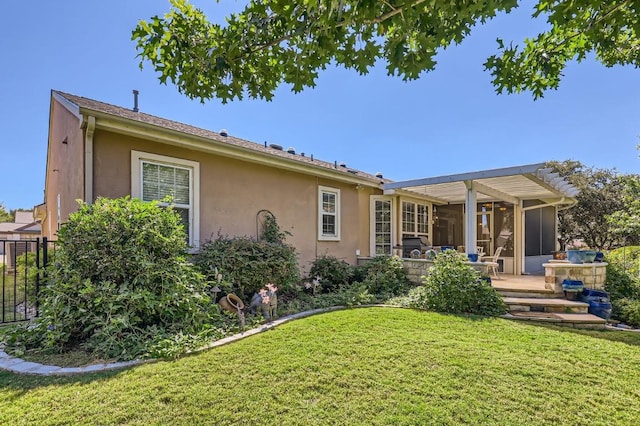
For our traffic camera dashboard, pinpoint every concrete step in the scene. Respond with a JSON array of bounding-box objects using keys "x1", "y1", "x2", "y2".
[
  {"x1": 502, "y1": 311, "x2": 607, "y2": 330},
  {"x1": 495, "y1": 287, "x2": 562, "y2": 299},
  {"x1": 502, "y1": 297, "x2": 589, "y2": 314}
]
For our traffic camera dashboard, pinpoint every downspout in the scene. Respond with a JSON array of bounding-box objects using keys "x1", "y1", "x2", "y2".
[{"x1": 84, "y1": 116, "x2": 96, "y2": 203}]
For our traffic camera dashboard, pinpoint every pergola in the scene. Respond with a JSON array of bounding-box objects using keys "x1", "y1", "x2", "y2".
[{"x1": 382, "y1": 163, "x2": 578, "y2": 274}]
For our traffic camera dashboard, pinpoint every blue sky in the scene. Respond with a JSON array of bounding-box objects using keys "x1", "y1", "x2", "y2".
[{"x1": 1, "y1": 1, "x2": 638, "y2": 211}]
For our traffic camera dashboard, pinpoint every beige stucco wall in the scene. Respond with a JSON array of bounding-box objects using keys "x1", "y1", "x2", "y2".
[
  {"x1": 91, "y1": 130, "x2": 380, "y2": 273},
  {"x1": 42, "y1": 98, "x2": 85, "y2": 239}
]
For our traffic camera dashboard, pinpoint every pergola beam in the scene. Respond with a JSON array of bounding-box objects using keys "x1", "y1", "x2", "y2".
[{"x1": 470, "y1": 180, "x2": 519, "y2": 205}]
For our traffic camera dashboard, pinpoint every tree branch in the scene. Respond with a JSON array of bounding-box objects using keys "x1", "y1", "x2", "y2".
[{"x1": 245, "y1": 0, "x2": 427, "y2": 54}]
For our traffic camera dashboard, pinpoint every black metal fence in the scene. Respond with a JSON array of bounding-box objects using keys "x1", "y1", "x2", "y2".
[{"x1": 1, "y1": 238, "x2": 55, "y2": 324}]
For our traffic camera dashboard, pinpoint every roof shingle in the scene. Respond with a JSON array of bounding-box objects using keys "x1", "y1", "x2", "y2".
[{"x1": 54, "y1": 91, "x2": 386, "y2": 184}]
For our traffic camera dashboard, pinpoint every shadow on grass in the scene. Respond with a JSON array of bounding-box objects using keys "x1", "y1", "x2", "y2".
[
  {"x1": 0, "y1": 363, "x2": 139, "y2": 397},
  {"x1": 527, "y1": 322, "x2": 640, "y2": 347}
]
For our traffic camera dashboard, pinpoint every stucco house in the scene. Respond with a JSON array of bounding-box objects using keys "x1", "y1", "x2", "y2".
[{"x1": 37, "y1": 90, "x2": 577, "y2": 275}]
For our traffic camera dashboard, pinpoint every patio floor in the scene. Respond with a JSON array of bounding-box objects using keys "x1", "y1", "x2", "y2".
[{"x1": 491, "y1": 274, "x2": 548, "y2": 292}]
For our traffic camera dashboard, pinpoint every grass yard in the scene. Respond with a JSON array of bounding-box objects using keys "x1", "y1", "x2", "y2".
[{"x1": 2, "y1": 307, "x2": 640, "y2": 425}]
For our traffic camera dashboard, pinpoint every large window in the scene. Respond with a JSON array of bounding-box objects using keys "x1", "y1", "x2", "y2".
[
  {"x1": 318, "y1": 186, "x2": 340, "y2": 240},
  {"x1": 401, "y1": 200, "x2": 429, "y2": 240},
  {"x1": 131, "y1": 151, "x2": 200, "y2": 247}
]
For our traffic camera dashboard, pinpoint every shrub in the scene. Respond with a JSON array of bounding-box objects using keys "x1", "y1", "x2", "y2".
[
  {"x1": 278, "y1": 283, "x2": 375, "y2": 315},
  {"x1": 194, "y1": 235, "x2": 299, "y2": 301},
  {"x1": 261, "y1": 212, "x2": 290, "y2": 244},
  {"x1": 605, "y1": 247, "x2": 640, "y2": 301},
  {"x1": 354, "y1": 255, "x2": 410, "y2": 296},
  {"x1": 605, "y1": 247, "x2": 640, "y2": 323},
  {"x1": 308, "y1": 255, "x2": 354, "y2": 293},
  {"x1": 614, "y1": 298, "x2": 640, "y2": 328},
  {"x1": 414, "y1": 250, "x2": 507, "y2": 316},
  {"x1": 3, "y1": 197, "x2": 220, "y2": 360}
]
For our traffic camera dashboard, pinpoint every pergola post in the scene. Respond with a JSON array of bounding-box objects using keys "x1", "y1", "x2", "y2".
[
  {"x1": 514, "y1": 201, "x2": 524, "y2": 275},
  {"x1": 464, "y1": 180, "x2": 477, "y2": 254}
]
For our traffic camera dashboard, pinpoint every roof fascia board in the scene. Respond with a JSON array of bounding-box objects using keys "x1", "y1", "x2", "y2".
[
  {"x1": 384, "y1": 163, "x2": 546, "y2": 190},
  {"x1": 92, "y1": 113, "x2": 379, "y2": 188},
  {"x1": 52, "y1": 91, "x2": 81, "y2": 120}
]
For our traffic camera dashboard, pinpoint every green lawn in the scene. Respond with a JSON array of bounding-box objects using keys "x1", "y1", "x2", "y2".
[{"x1": 2, "y1": 308, "x2": 640, "y2": 425}]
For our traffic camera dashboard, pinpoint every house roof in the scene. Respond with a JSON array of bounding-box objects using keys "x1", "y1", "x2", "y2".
[
  {"x1": 53, "y1": 91, "x2": 387, "y2": 186},
  {"x1": 50, "y1": 91, "x2": 578, "y2": 206},
  {"x1": 0, "y1": 211, "x2": 40, "y2": 234},
  {"x1": 14, "y1": 211, "x2": 34, "y2": 224},
  {"x1": 383, "y1": 163, "x2": 578, "y2": 205},
  {"x1": 0, "y1": 222, "x2": 41, "y2": 234}
]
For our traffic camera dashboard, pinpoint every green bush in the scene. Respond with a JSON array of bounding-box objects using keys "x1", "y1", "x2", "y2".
[
  {"x1": 605, "y1": 247, "x2": 640, "y2": 300},
  {"x1": 308, "y1": 255, "x2": 354, "y2": 293},
  {"x1": 614, "y1": 298, "x2": 640, "y2": 328},
  {"x1": 194, "y1": 235, "x2": 299, "y2": 301},
  {"x1": 354, "y1": 255, "x2": 410, "y2": 296},
  {"x1": 412, "y1": 250, "x2": 507, "y2": 316},
  {"x1": 3, "y1": 197, "x2": 220, "y2": 360},
  {"x1": 278, "y1": 284, "x2": 375, "y2": 315},
  {"x1": 605, "y1": 247, "x2": 640, "y2": 324}
]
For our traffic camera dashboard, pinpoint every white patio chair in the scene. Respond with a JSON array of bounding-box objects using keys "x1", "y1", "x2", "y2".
[{"x1": 487, "y1": 246, "x2": 503, "y2": 279}]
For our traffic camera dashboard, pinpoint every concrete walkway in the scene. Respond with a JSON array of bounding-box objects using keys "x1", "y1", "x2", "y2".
[{"x1": 0, "y1": 306, "x2": 348, "y2": 376}]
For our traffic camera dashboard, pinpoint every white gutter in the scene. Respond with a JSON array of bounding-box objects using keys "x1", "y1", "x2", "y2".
[{"x1": 521, "y1": 197, "x2": 574, "y2": 212}]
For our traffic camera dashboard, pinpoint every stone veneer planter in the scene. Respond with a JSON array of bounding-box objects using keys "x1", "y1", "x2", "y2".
[
  {"x1": 543, "y1": 262, "x2": 607, "y2": 293},
  {"x1": 401, "y1": 259, "x2": 495, "y2": 285}
]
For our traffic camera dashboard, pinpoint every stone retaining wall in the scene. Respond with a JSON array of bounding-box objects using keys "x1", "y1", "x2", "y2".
[
  {"x1": 543, "y1": 262, "x2": 607, "y2": 293},
  {"x1": 402, "y1": 259, "x2": 493, "y2": 285},
  {"x1": 402, "y1": 259, "x2": 434, "y2": 284}
]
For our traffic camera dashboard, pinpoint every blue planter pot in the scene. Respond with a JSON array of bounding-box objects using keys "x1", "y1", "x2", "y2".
[
  {"x1": 562, "y1": 279, "x2": 584, "y2": 292},
  {"x1": 567, "y1": 250, "x2": 584, "y2": 264},
  {"x1": 582, "y1": 250, "x2": 597, "y2": 263},
  {"x1": 579, "y1": 288, "x2": 612, "y2": 319},
  {"x1": 467, "y1": 253, "x2": 479, "y2": 262}
]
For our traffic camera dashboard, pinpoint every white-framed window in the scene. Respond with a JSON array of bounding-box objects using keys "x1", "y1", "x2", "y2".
[
  {"x1": 131, "y1": 151, "x2": 200, "y2": 248},
  {"x1": 401, "y1": 200, "x2": 430, "y2": 240},
  {"x1": 318, "y1": 186, "x2": 340, "y2": 241},
  {"x1": 371, "y1": 196, "x2": 394, "y2": 256}
]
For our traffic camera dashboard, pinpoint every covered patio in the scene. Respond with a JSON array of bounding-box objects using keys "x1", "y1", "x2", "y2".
[{"x1": 382, "y1": 163, "x2": 578, "y2": 276}]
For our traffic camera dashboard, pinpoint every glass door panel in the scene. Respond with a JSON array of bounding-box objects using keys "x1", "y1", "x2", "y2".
[
  {"x1": 373, "y1": 199, "x2": 392, "y2": 255},
  {"x1": 476, "y1": 203, "x2": 492, "y2": 256}
]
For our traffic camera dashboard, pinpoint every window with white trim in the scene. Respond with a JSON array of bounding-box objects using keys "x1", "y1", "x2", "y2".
[
  {"x1": 371, "y1": 197, "x2": 393, "y2": 255},
  {"x1": 401, "y1": 200, "x2": 430, "y2": 240},
  {"x1": 131, "y1": 151, "x2": 200, "y2": 247},
  {"x1": 318, "y1": 186, "x2": 340, "y2": 240}
]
